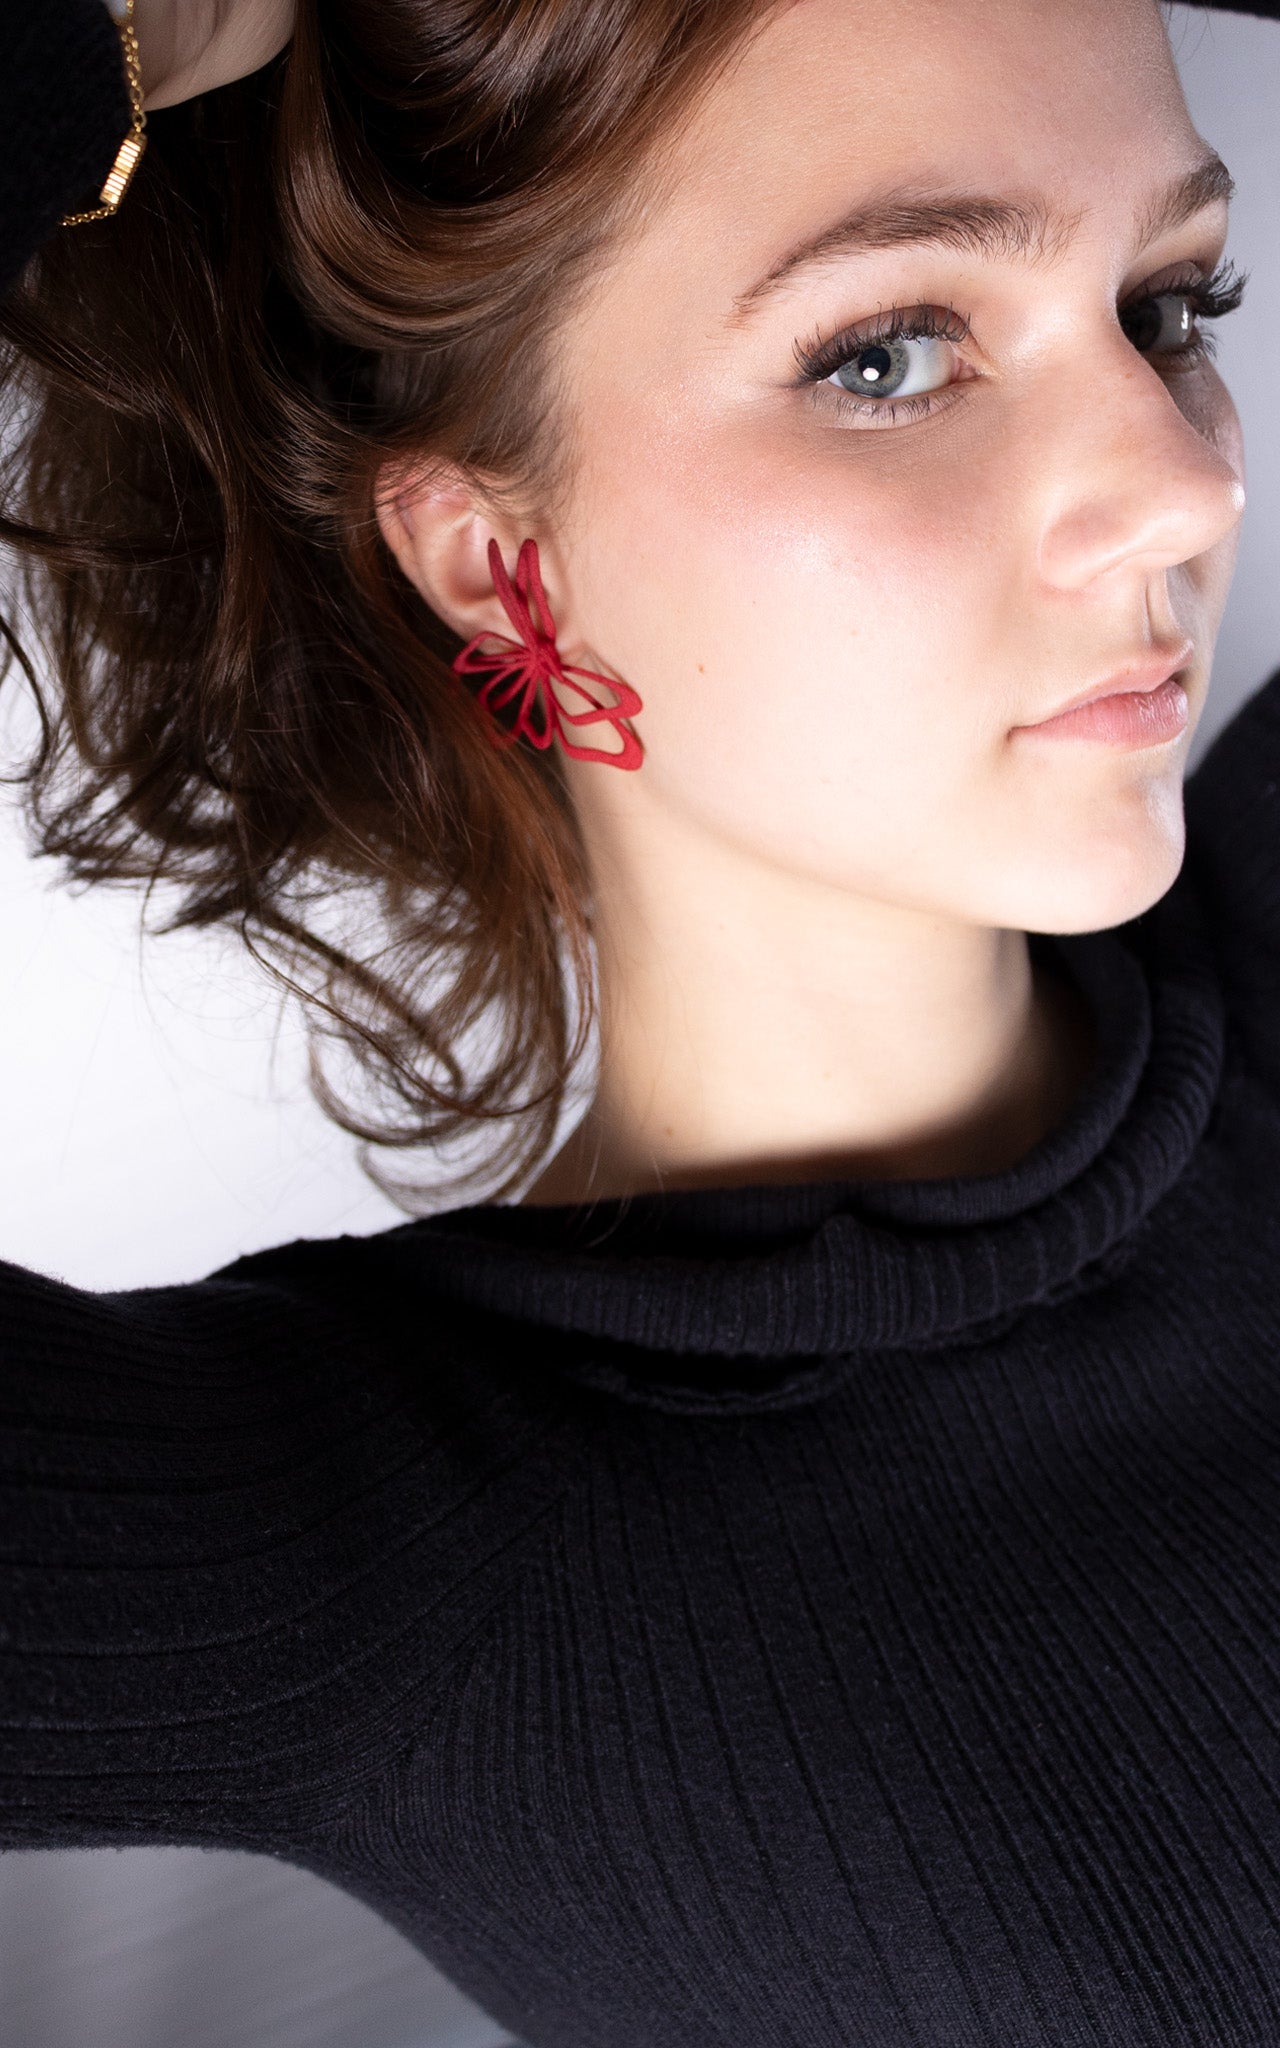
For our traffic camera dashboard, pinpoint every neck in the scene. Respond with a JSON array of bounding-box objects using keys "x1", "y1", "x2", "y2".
[{"x1": 520, "y1": 802, "x2": 1097, "y2": 1207}]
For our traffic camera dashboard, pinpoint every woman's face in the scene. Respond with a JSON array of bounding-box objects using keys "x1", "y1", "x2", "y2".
[{"x1": 549, "y1": 0, "x2": 1246, "y2": 936}]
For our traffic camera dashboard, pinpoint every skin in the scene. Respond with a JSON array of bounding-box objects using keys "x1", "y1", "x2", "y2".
[
  {"x1": 379, "y1": 0, "x2": 1247, "y2": 1205},
  {"x1": 130, "y1": 0, "x2": 293, "y2": 107}
]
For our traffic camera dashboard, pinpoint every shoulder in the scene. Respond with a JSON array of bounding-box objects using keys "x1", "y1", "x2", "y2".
[
  {"x1": 1182, "y1": 665, "x2": 1280, "y2": 1087},
  {"x1": 0, "y1": 1224, "x2": 583, "y2": 1628},
  {"x1": 0, "y1": 1221, "x2": 571, "y2": 1471}
]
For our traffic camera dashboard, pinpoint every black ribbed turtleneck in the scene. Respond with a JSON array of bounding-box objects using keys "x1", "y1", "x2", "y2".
[
  {"x1": 5, "y1": 670, "x2": 1280, "y2": 2048},
  {"x1": 396, "y1": 888, "x2": 1224, "y2": 1384}
]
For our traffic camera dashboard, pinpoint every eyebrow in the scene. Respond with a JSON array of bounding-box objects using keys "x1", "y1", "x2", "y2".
[{"x1": 726, "y1": 149, "x2": 1234, "y2": 328}]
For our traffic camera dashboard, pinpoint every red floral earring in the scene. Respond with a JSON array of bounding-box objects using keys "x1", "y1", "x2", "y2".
[{"x1": 451, "y1": 538, "x2": 644, "y2": 770}]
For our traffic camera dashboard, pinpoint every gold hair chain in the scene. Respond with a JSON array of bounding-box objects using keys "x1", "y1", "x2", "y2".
[{"x1": 61, "y1": 0, "x2": 147, "y2": 226}]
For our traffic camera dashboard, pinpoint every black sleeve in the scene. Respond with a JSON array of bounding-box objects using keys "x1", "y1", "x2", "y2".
[
  {"x1": 0, "y1": 1238, "x2": 577, "y2": 1857},
  {"x1": 2, "y1": 0, "x2": 133, "y2": 301}
]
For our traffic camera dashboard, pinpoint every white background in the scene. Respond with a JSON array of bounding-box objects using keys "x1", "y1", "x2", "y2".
[{"x1": 0, "y1": 8, "x2": 1277, "y2": 2047}]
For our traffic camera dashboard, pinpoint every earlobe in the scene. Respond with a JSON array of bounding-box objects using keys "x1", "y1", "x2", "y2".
[
  {"x1": 453, "y1": 537, "x2": 645, "y2": 771},
  {"x1": 377, "y1": 469, "x2": 643, "y2": 768}
]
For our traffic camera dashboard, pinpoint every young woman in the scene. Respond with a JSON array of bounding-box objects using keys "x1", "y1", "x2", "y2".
[{"x1": 3, "y1": 0, "x2": 1280, "y2": 2041}]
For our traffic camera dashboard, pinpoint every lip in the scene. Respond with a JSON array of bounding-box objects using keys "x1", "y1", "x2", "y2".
[
  {"x1": 1017, "y1": 673, "x2": 1191, "y2": 749},
  {"x1": 1020, "y1": 643, "x2": 1195, "y2": 730}
]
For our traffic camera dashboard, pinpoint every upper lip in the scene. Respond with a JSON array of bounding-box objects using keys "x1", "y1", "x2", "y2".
[{"x1": 1027, "y1": 642, "x2": 1195, "y2": 726}]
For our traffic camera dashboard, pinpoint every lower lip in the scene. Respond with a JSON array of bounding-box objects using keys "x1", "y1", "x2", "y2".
[{"x1": 1017, "y1": 673, "x2": 1190, "y2": 747}]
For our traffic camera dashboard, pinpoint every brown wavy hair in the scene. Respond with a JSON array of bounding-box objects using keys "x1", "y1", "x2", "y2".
[{"x1": 0, "y1": 0, "x2": 769, "y2": 1205}]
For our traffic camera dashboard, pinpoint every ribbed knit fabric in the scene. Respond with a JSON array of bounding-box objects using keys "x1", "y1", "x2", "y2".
[{"x1": 0, "y1": 666, "x2": 1279, "y2": 2048}]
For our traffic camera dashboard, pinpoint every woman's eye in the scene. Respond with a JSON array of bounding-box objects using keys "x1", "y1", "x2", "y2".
[
  {"x1": 819, "y1": 294, "x2": 1196, "y2": 411},
  {"x1": 803, "y1": 264, "x2": 1248, "y2": 428},
  {"x1": 824, "y1": 333, "x2": 955, "y2": 405},
  {"x1": 1118, "y1": 291, "x2": 1196, "y2": 355}
]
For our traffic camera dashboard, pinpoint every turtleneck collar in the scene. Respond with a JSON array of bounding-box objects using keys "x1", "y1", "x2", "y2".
[{"x1": 394, "y1": 871, "x2": 1225, "y2": 1401}]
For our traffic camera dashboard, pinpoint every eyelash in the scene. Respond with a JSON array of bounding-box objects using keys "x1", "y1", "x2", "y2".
[{"x1": 792, "y1": 257, "x2": 1250, "y2": 426}]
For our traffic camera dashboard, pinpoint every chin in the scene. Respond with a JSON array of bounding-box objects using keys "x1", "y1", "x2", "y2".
[{"x1": 1013, "y1": 815, "x2": 1189, "y2": 936}]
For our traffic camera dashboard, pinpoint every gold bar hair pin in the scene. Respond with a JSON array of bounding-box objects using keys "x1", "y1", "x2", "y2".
[{"x1": 61, "y1": 0, "x2": 147, "y2": 227}]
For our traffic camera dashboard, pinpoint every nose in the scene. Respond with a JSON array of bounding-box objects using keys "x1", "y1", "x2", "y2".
[{"x1": 1032, "y1": 328, "x2": 1245, "y2": 592}]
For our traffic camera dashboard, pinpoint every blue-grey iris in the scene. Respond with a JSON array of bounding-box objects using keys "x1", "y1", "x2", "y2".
[{"x1": 833, "y1": 341, "x2": 908, "y2": 399}]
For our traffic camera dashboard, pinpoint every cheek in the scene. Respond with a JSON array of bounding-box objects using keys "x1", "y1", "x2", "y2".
[{"x1": 574, "y1": 420, "x2": 1008, "y2": 869}]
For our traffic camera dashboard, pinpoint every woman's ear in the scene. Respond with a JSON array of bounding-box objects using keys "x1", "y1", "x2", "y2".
[
  {"x1": 374, "y1": 463, "x2": 518, "y2": 645},
  {"x1": 377, "y1": 463, "x2": 639, "y2": 771},
  {"x1": 375, "y1": 461, "x2": 594, "y2": 659}
]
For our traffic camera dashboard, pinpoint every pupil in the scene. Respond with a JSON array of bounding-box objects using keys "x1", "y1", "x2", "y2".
[
  {"x1": 1124, "y1": 301, "x2": 1163, "y2": 353},
  {"x1": 836, "y1": 340, "x2": 906, "y2": 399}
]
